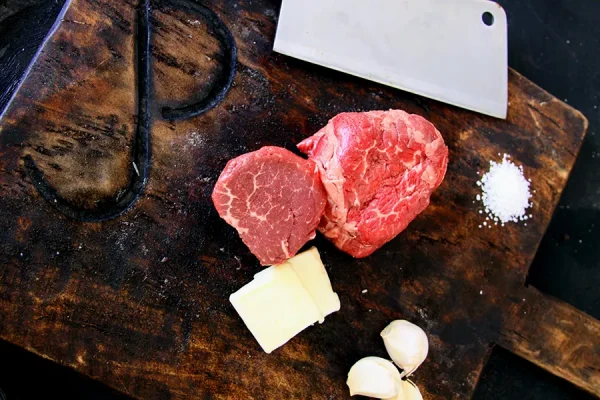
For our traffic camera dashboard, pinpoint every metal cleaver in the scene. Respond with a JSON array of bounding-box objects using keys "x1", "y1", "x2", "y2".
[{"x1": 274, "y1": 0, "x2": 508, "y2": 119}]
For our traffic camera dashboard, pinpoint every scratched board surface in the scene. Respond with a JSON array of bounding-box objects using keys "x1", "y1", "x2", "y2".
[{"x1": 0, "y1": 0, "x2": 598, "y2": 399}]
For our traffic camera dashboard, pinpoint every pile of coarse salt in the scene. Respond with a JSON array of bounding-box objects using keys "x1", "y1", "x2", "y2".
[{"x1": 476, "y1": 154, "x2": 533, "y2": 228}]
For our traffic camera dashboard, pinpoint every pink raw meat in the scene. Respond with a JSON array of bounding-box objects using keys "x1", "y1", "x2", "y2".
[
  {"x1": 298, "y1": 110, "x2": 448, "y2": 258},
  {"x1": 212, "y1": 146, "x2": 327, "y2": 265}
]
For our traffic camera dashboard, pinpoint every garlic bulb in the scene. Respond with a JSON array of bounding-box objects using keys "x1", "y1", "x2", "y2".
[
  {"x1": 381, "y1": 320, "x2": 429, "y2": 377},
  {"x1": 346, "y1": 357, "x2": 401, "y2": 398}
]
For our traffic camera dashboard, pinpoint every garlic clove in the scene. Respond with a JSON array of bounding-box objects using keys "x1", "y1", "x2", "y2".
[
  {"x1": 384, "y1": 379, "x2": 423, "y2": 400},
  {"x1": 381, "y1": 320, "x2": 429, "y2": 377},
  {"x1": 347, "y1": 357, "x2": 402, "y2": 398},
  {"x1": 383, "y1": 382, "x2": 404, "y2": 400},
  {"x1": 402, "y1": 379, "x2": 423, "y2": 400}
]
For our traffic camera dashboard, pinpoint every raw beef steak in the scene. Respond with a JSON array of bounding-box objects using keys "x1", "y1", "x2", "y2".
[
  {"x1": 212, "y1": 146, "x2": 327, "y2": 265},
  {"x1": 298, "y1": 110, "x2": 448, "y2": 258}
]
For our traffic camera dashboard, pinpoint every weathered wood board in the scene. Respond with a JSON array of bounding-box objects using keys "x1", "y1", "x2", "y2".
[{"x1": 0, "y1": 0, "x2": 597, "y2": 399}]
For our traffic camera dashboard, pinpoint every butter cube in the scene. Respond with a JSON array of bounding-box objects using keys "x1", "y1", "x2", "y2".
[
  {"x1": 230, "y1": 247, "x2": 340, "y2": 353},
  {"x1": 285, "y1": 247, "x2": 340, "y2": 323}
]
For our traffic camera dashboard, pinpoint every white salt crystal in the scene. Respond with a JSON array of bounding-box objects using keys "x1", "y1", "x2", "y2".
[{"x1": 476, "y1": 154, "x2": 532, "y2": 224}]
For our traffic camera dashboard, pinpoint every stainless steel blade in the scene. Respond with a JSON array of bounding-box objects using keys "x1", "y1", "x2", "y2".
[{"x1": 274, "y1": 0, "x2": 508, "y2": 118}]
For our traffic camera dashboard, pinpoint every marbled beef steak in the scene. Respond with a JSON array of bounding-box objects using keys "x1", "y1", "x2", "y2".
[
  {"x1": 212, "y1": 146, "x2": 327, "y2": 265},
  {"x1": 298, "y1": 110, "x2": 449, "y2": 257}
]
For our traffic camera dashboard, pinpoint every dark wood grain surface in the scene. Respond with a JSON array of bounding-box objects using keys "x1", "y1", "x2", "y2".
[
  {"x1": 0, "y1": 0, "x2": 71, "y2": 120},
  {"x1": 0, "y1": 0, "x2": 597, "y2": 399}
]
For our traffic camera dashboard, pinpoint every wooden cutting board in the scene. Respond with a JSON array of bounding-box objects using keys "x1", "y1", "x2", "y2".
[{"x1": 0, "y1": 0, "x2": 597, "y2": 399}]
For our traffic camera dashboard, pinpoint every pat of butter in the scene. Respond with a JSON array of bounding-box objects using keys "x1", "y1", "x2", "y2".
[
  {"x1": 230, "y1": 247, "x2": 340, "y2": 353},
  {"x1": 285, "y1": 247, "x2": 341, "y2": 323}
]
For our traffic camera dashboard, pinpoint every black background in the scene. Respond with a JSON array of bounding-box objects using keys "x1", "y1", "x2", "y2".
[{"x1": 0, "y1": 0, "x2": 598, "y2": 398}]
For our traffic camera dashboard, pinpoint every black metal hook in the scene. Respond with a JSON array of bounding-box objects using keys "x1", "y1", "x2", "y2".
[
  {"x1": 23, "y1": 0, "x2": 237, "y2": 222},
  {"x1": 161, "y1": 1, "x2": 237, "y2": 121},
  {"x1": 23, "y1": 0, "x2": 151, "y2": 222}
]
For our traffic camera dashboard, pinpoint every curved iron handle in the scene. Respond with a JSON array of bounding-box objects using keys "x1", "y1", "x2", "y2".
[
  {"x1": 24, "y1": 0, "x2": 237, "y2": 222},
  {"x1": 161, "y1": 2, "x2": 237, "y2": 121}
]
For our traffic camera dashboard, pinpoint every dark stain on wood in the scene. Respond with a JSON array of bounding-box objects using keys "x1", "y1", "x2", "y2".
[{"x1": 0, "y1": 0, "x2": 598, "y2": 399}]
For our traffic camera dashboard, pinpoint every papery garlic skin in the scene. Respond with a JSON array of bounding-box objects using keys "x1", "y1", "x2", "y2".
[
  {"x1": 347, "y1": 357, "x2": 402, "y2": 398},
  {"x1": 381, "y1": 320, "x2": 429, "y2": 377}
]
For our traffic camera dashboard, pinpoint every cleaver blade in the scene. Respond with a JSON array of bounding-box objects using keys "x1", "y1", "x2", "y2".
[{"x1": 274, "y1": 0, "x2": 508, "y2": 119}]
